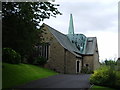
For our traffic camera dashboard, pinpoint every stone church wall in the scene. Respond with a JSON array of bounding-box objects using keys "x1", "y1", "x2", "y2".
[
  {"x1": 66, "y1": 50, "x2": 82, "y2": 74},
  {"x1": 93, "y1": 51, "x2": 100, "y2": 70},
  {"x1": 83, "y1": 55, "x2": 94, "y2": 71},
  {"x1": 42, "y1": 26, "x2": 65, "y2": 73}
]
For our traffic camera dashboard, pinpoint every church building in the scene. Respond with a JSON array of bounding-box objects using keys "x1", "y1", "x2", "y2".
[{"x1": 40, "y1": 14, "x2": 100, "y2": 74}]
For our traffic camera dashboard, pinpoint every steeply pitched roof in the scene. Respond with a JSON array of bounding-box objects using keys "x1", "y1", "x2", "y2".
[{"x1": 43, "y1": 23, "x2": 81, "y2": 57}]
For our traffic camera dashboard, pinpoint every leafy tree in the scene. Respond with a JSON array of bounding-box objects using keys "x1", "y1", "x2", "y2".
[
  {"x1": 104, "y1": 60, "x2": 117, "y2": 66},
  {"x1": 2, "y1": 2, "x2": 61, "y2": 61}
]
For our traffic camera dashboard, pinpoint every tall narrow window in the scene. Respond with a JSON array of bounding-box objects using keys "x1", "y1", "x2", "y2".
[
  {"x1": 77, "y1": 61, "x2": 80, "y2": 73},
  {"x1": 36, "y1": 43, "x2": 49, "y2": 60}
]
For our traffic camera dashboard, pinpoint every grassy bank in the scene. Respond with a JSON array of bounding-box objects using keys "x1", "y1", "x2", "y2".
[
  {"x1": 2, "y1": 63, "x2": 58, "y2": 88},
  {"x1": 92, "y1": 85, "x2": 116, "y2": 90}
]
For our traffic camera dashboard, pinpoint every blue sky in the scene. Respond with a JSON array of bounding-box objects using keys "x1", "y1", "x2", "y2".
[{"x1": 42, "y1": 0, "x2": 119, "y2": 62}]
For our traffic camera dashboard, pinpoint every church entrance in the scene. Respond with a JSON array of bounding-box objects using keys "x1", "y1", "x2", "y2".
[{"x1": 76, "y1": 60, "x2": 81, "y2": 73}]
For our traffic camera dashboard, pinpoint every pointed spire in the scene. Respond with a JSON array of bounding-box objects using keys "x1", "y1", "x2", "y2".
[{"x1": 68, "y1": 14, "x2": 74, "y2": 34}]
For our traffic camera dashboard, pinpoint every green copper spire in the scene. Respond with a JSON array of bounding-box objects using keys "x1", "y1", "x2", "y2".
[
  {"x1": 67, "y1": 14, "x2": 87, "y2": 54},
  {"x1": 68, "y1": 14, "x2": 74, "y2": 34}
]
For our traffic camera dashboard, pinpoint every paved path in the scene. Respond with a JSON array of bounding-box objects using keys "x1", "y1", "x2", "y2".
[{"x1": 15, "y1": 74, "x2": 91, "y2": 89}]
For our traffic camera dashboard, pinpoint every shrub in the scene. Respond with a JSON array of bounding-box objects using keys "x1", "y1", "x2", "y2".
[
  {"x1": 115, "y1": 71, "x2": 120, "y2": 88},
  {"x1": 3, "y1": 48, "x2": 21, "y2": 64},
  {"x1": 90, "y1": 66, "x2": 116, "y2": 87},
  {"x1": 33, "y1": 56, "x2": 47, "y2": 65}
]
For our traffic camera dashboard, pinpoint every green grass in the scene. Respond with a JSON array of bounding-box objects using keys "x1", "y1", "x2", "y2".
[
  {"x1": 2, "y1": 63, "x2": 58, "y2": 88},
  {"x1": 92, "y1": 85, "x2": 116, "y2": 90}
]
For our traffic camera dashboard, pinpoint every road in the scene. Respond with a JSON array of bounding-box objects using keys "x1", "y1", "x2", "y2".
[{"x1": 14, "y1": 74, "x2": 91, "y2": 89}]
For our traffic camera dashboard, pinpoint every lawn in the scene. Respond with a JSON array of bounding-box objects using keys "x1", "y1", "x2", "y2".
[
  {"x1": 92, "y1": 85, "x2": 116, "y2": 90},
  {"x1": 2, "y1": 63, "x2": 58, "y2": 88}
]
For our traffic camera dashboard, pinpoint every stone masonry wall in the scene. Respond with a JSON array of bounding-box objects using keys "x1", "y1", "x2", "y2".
[
  {"x1": 83, "y1": 55, "x2": 94, "y2": 71},
  {"x1": 65, "y1": 50, "x2": 82, "y2": 74},
  {"x1": 93, "y1": 48, "x2": 100, "y2": 70},
  {"x1": 42, "y1": 25, "x2": 65, "y2": 73}
]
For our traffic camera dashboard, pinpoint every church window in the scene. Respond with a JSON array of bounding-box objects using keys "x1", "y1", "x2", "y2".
[{"x1": 36, "y1": 43, "x2": 49, "y2": 60}]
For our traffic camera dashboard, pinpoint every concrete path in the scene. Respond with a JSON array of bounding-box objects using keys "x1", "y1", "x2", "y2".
[{"x1": 15, "y1": 74, "x2": 91, "y2": 89}]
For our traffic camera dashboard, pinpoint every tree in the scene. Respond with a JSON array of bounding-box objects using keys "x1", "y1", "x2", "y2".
[
  {"x1": 2, "y1": 2, "x2": 61, "y2": 61},
  {"x1": 104, "y1": 59, "x2": 117, "y2": 66}
]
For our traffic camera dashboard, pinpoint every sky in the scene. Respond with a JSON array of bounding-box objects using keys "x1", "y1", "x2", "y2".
[{"x1": 42, "y1": 0, "x2": 119, "y2": 62}]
